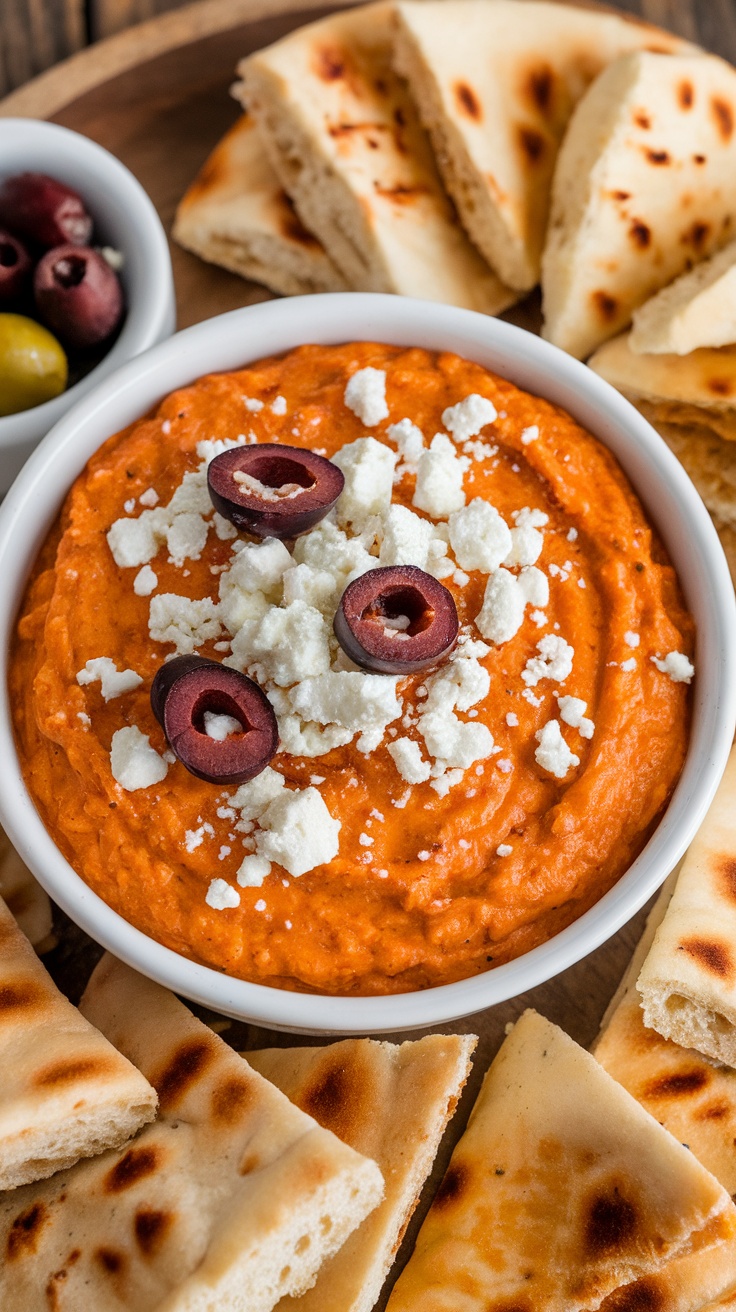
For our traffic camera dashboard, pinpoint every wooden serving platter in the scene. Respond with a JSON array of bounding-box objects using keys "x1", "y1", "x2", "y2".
[{"x1": 0, "y1": 2, "x2": 705, "y2": 1302}]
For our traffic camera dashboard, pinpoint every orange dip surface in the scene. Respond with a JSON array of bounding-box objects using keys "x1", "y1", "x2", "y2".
[{"x1": 10, "y1": 343, "x2": 693, "y2": 995}]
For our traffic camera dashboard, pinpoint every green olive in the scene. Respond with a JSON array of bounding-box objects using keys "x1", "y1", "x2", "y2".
[{"x1": 0, "y1": 313, "x2": 68, "y2": 417}]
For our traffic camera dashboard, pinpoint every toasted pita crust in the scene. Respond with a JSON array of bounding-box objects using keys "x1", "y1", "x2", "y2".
[
  {"x1": 236, "y1": 3, "x2": 515, "y2": 313},
  {"x1": 393, "y1": 0, "x2": 691, "y2": 292},
  {"x1": 247, "y1": 1034, "x2": 475, "y2": 1312},
  {"x1": 173, "y1": 114, "x2": 348, "y2": 296},
  {"x1": 543, "y1": 50, "x2": 736, "y2": 360},
  {"x1": 589, "y1": 332, "x2": 736, "y2": 432},
  {"x1": 0, "y1": 954, "x2": 384, "y2": 1311},
  {"x1": 630, "y1": 238, "x2": 736, "y2": 355},
  {"x1": 640, "y1": 417, "x2": 736, "y2": 534},
  {"x1": 0, "y1": 827, "x2": 51, "y2": 949},
  {"x1": 636, "y1": 746, "x2": 736, "y2": 1068},
  {"x1": 0, "y1": 899, "x2": 156, "y2": 1192},
  {"x1": 386, "y1": 1009, "x2": 736, "y2": 1312}
]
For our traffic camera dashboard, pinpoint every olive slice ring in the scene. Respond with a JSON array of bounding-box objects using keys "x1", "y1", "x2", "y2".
[
  {"x1": 334, "y1": 566, "x2": 459, "y2": 675},
  {"x1": 207, "y1": 443, "x2": 344, "y2": 539},
  {"x1": 151, "y1": 655, "x2": 278, "y2": 786}
]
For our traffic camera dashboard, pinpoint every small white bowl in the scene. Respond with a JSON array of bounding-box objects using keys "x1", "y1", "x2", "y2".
[
  {"x1": 0, "y1": 119, "x2": 175, "y2": 492},
  {"x1": 0, "y1": 294, "x2": 733, "y2": 1034}
]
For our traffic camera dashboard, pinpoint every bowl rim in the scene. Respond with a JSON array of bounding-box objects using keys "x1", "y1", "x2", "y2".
[
  {"x1": 0, "y1": 291, "x2": 733, "y2": 1035},
  {"x1": 0, "y1": 117, "x2": 174, "y2": 447}
]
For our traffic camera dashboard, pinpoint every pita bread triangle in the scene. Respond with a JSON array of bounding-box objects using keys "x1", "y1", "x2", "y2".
[
  {"x1": 0, "y1": 954, "x2": 383, "y2": 1312},
  {"x1": 173, "y1": 113, "x2": 348, "y2": 297},
  {"x1": 385, "y1": 1009, "x2": 736, "y2": 1312},
  {"x1": 635, "y1": 745, "x2": 736, "y2": 1069},
  {"x1": 246, "y1": 1033, "x2": 476, "y2": 1312},
  {"x1": 0, "y1": 896, "x2": 157, "y2": 1192},
  {"x1": 0, "y1": 825, "x2": 51, "y2": 949},
  {"x1": 630, "y1": 237, "x2": 736, "y2": 355},
  {"x1": 543, "y1": 50, "x2": 736, "y2": 359},
  {"x1": 589, "y1": 333, "x2": 736, "y2": 440},
  {"x1": 235, "y1": 2, "x2": 516, "y2": 314},
  {"x1": 393, "y1": 0, "x2": 692, "y2": 292}
]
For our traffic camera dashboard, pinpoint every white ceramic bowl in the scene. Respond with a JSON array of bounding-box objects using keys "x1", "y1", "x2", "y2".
[
  {"x1": 0, "y1": 293, "x2": 733, "y2": 1034},
  {"x1": 0, "y1": 118, "x2": 175, "y2": 492}
]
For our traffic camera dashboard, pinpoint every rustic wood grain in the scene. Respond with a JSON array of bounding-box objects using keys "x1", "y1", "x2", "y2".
[{"x1": 0, "y1": 0, "x2": 85, "y2": 98}]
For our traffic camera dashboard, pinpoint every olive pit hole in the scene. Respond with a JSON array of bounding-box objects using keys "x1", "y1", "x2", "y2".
[
  {"x1": 191, "y1": 690, "x2": 248, "y2": 737},
  {"x1": 0, "y1": 242, "x2": 18, "y2": 268},
  {"x1": 363, "y1": 584, "x2": 435, "y2": 637},
  {"x1": 236, "y1": 454, "x2": 316, "y2": 492},
  {"x1": 52, "y1": 254, "x2": 87, "y2": 289}
]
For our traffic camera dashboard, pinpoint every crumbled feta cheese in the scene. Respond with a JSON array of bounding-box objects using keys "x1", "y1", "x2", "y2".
[
  {"x1": 534, "y1": 720, "x2": 580, "y2": 779},
  {"x1": 430, "y1": 767, "x2": 464, "y2": 796},
  {"x1": 417, "y1": 850, "x2": 431, "y2": 862},
  {"x1": 333, "y1": 436, "x2": 396, "y2": 525},
  {"x1": 504, "y1": 507, "x2": 548, "y2": 568},
  {"x1": 624, "y1": 631, "x2": 640, "y2": 648},
  {"x1": 496, "y1": 844, "x2": 513, "y2": 857},
  {"x1": 133, "y1": 565, "x2": 158, "y2": 597},
  {"x1": 254, "y1": 899, "x2": 267, "y2": 912},
  {"x1": 620, "y1": 657, "x2": 637, "y2": 672},
  {"x1": 271, "y1": 395, "x2": 287, "y2": 415},
  {"x1": 149, "y1": 594, "x2": 221, "y2": 655},
  {"x1": 567, "y1": 527, "x2": 578, "y2": 542},
  {"x1": 76, "y1": 657, "x2": 143, "y2": 702},
  {"x1": 413, "y1": 433, "x2": 467, "y2": 519},
  {"x1": 557, "y1": 695, "x2": 594, "y2": 739},
  {"x1": 520, "y1": 425, "x2": 539, "y2": 445},
  {"x1": 124, "y1": 497, "x2": 136, "y2": 514},
  {"x1": 244, "y1": 396, "x2": 264, "y2": 412},
  {"x1": 344, "y1": 367, "x2": 389, "y2": 426},
  {"x1": 204, "y1": 711, "x2": 242, "y2": 740},
  {"x1": 230, "y1": 767, "x2": 285, "y2": 820},
  {"x1": 293, "y1": 518, "x2": 374, "y2": 592},
  {"x1": 236, "y1": 854, "x2": 271, "y2": 887},
  {"x1": 166, "y1": 512, "x2": 209, "y2": 567},
  {"x1": 651, "y1": 651, "x2": 694, "y2": 683},
  {"x1": 448, "y1": 498, "x2": 512, "y2": 572},
  {"x1": 388, "y1": 737, "x2": 431, "y2": 784},
  {"x1": 522, "y1": 688, "x2": 543, "y2": 707},
  {"x1": 496, "y1": 759, "x2": 513, "y2": 773},
  {"x1": 522, "y1": 635, "x2": 574, "y2": 687},
  {"x1": 388, "y1": 418, "x2": 424, "y2": 473},
  {"x1": 139, "y1": 487, "x2": 159, "y2": 508},
  {"x1": 379, "y1": 503, "x2": 436, "y2": 569},
  {"x1": 281, "y1": 562, "x2": 336, "y2": 614},
  {"x1": 228, "y1": 600, "x2": 330, "y2": 686},
  {"x1": 288, "y1": 671, "x2": 402, "y2": 734},
  {"x1": 167, "y1": 470, "x2": 212, "y2": 517},
  {"x1": 420, "y1": 704, "x2": 494, "y2": 771},
  {"x1": 107, "y1": 514, "x2": 160, "y2": 568},
  {"x1": 254, "y1": 787, "x2": 341, "y2": 877},
  {"x1": 276, "y1": 716, "x2": 354, "y2": 757},
  {"x1": 530, "y1": 609, "x2": 547, "y2": 628},
  {"x1": 506, "y1": 712, "x2": 518, "y2": 727},
  {"x1": 196, "y1": 434, "x2": 248, "y2": 467},
  {"x1": 356, "y1": 726, "x2": 386, "y2": 753},
  {"x1": 206, "y1": 878, "x2": 240, "y2": 910},
  {"x1": 213, "y1": 513, "x2": 238, "y2": 541},
  {"x1": 476, "y1": 566, "x2": 548, "y2": 645},
  {"x1": 442, "y1": 393, "x2": 497, "y2": 441},
  {"x1": 77, "y1": 711, "x2": 91, "y2": 727},
  {"x1": 185, "y1": 824, "x2": 212, "y2": 852},
  {"x1": 221, "y1": 536, "x2": 292, "y2": 597},
  {"x1": 359, "y1": 832, "x2": 373, "y2": 847},
  {"x1": 110, "y1": 726, "x2": 168, "y2": 791}
]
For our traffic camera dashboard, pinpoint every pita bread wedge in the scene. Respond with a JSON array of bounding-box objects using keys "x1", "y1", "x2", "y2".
[
  {"x1": 635, "y1": 745, "x2": 736, "y2": 1068},
  {"x1": 0, "y1": 954, "x2": 384, "y2": 1311},
  {"x1": 0, "y1": 826, "x2": 51, "y2": 949},
  {"x1": 543, "y1": 51, "x2": 736, "y2": 360},
  {"x1": 173, "y1": 114, "x2": 348, "y2": 296},
  {"x1": 631, "y1": 238, "x2": 736, "y2": 355},
  {"x1": 589, "y1": 333, "x2": 736, "y2": 440},
  {"x1": 385, "y1": 1009, "x2": 736, "y2": 1312},
  {"x1": 246, "y1": 1034, "x2": 476, "y2": 1312},
  {"x1": 236, "y1": 3, "x2": 516, "y2": 314},
  {"x1": 0, "y1": 898, "x2": 156, "y2": 1192},
  {"x1": 393, "y1": 0, "x2": 691, "y2": 292}
]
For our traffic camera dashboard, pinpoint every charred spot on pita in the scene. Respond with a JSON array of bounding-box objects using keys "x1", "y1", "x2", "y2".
[
  {"x1": 678, "y1": 81, "x2": 695, "y2": 110},
  {"x1": 434, "y1": 1160, "x2": 470, "y2": 1208},
  {"x1": 644, "y1": 148, "x2": 670, "y2": 165},
  {"x1": 454, "y1": 81, "x2": 482, "y2": 122},
  {"x1": 682, "y1": 220, "x2": 710, "y2": 252},
  {"x1": 313, "y1": 46, "x2": 346, "y2": 82},
  {"x1": 642, "y1": 1068, "x2": 709, "y2": 1099},
  {"x1": 712, "y1": 97, "x2": 735, "y2": 141},
  {"x1": 211, "y1": 1075, "x2": 253, "y2": 1123},
  {"x1": 584, "y1": 1185, "x2": 637, "y2": 1253},
  {"x1": 707, "y1": 376, "x2": 733, "y2": 396},
  {"x1": 679, "y1": 937, "x2": 733, "y2": 978},
  {"x1": 96, "y1": 1247, "x2": 125, "y2": 1274},
  {"x1": 278, "y1": 196, "x2": 321, "y2": 250},
  {"x1": 7, "y1": 1202, "x2": 48, "y2": 1260},
  {"x1": 602, "y1": 1275, "x2": 665, "y2": 1311},
  {"x1": 526, "y1": 64, "x2": 554, "y2": 114},
  {"x1": 693, "y1": 153, "x2": 707, "y2": 165},
  {"x1": 135, "y1": 1209, "x2": 173, "y2": 1256},
  {"x1": 698, "y1": 1099, "x2": 730, "y2": 1120},
  {"x1": 629, "y1": 220, "x2": 651, "y2": 249},
  {"x1": 592, "y1": 290, "x2": 618, "y2": 322},
  {"x1": 156, "y1": 1038, "x2": 215, "y2": 1108},
  {"x1": 35, "y1": 1055, "x2": 113, "y2": 1087},
  {"x1": 301, "y1": 1057, "x2": 363, "y2": 1138},
  {"x1": 718, "y1": 855, "x2": 736, "y2": 901},
  {"x1": 517, "y1": 126, "x2": 545, "y2": 164},
  {"x1": 0, "y1": 981, "x2": 43, "y2": 1015},
  {"x1": 104, "y1": 1144, "x2": 160, "y2": 1193},
  {"x1": 633, "y1": 110, "x2": 651, "y2": 130}
]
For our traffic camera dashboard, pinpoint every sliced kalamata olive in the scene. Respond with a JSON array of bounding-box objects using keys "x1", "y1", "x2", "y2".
[
  {"x1": 0, "y1": 173, "x2": 93, "y2": 250},
  {"x1": 334, "y1": 566, "x2": 459, "y2": 675},
  {"x1": 0, "y1": 230, "x2": 32, "y2": 305},
  {"x1": 151, "y1": 655, "x2": 278, "y2": 786},
  {"x1": 34, "y1": 245, "x2": 124, "y2": 350},
  {"x1": 207, "y1": 443, "x2": 344, "y2": 539}
]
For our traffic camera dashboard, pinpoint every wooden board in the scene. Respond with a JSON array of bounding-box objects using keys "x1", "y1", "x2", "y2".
[{"x1": 0, "y1": 2, "x2": 702, "y2": 1304}]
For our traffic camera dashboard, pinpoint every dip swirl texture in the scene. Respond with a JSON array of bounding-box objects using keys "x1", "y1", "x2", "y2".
[{"x1": 10, "y1": 344, "x2": 693, "y2": 995}]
